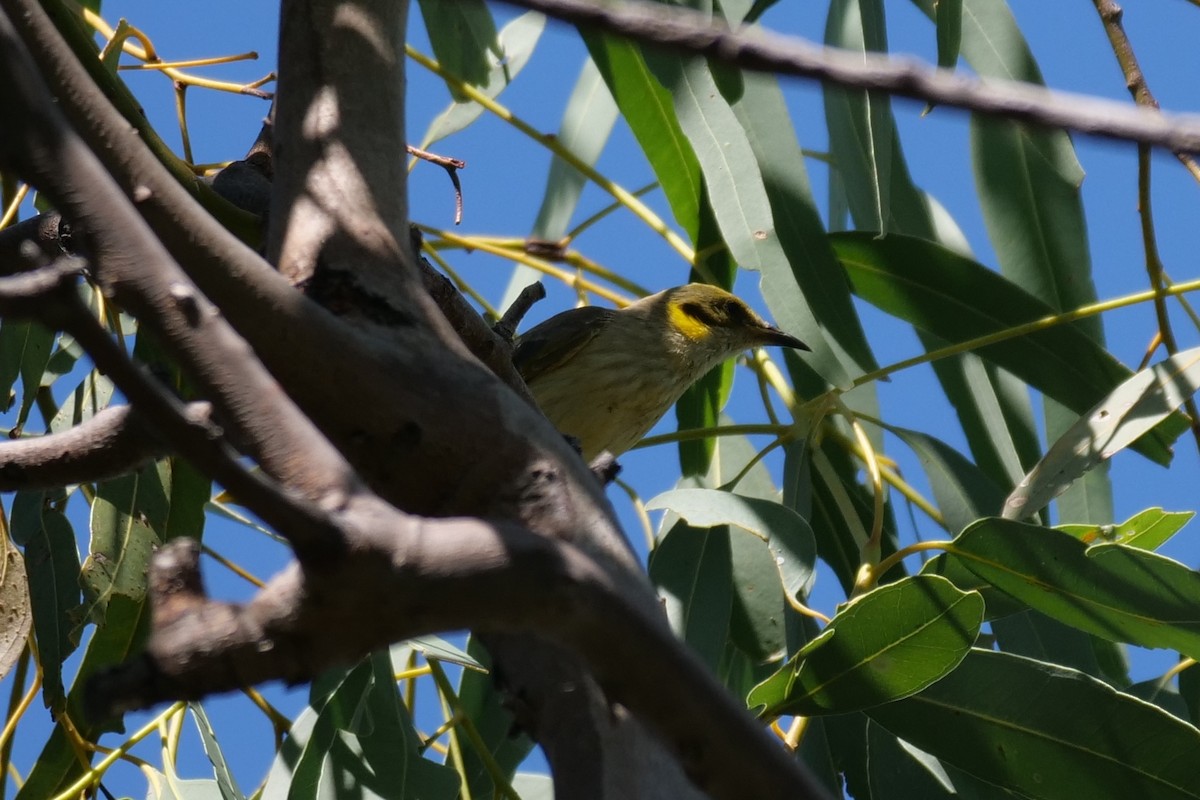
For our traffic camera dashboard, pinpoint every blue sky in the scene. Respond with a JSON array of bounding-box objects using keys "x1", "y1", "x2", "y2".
[{"x1": 5, "y1": 0, "x2": 1200, "y2": 795}]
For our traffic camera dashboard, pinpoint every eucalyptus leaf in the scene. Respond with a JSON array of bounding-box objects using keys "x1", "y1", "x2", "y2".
[
  {"x1": 952, "y1": 518, "x2": 1200, "y2": 659},
  {"x1": 868, "y1": 649, "x2": 1200, "y2": 800},
  {"x1": 1004, "y1": 347, "x2": 1200, "y2": 519},
  {"x1": 748, "y1": 575, "x2": 982, "y2": 717}
]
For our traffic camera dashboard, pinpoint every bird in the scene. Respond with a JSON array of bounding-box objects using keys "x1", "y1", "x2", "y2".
[{"x1": 513, "y1": 283, "x2": 809, "y2": 462}]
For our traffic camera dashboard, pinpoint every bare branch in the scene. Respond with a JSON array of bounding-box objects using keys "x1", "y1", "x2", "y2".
[
  {"x1": 89, "y1": 528, "x2": 831, "y2": 800},
  {"x1": 500, "y1": 0, "x2": 1200, "y2": 153},
  {"x1": 0, "y1": 402, "x2": 212, "y2": 490},
  {"x1": 493, "y1": 281, "x2": 546, "y2": 344}
]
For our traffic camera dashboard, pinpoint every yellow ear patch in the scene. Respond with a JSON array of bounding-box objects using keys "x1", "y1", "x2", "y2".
[{"x1": 668, "y1": 301, "x2": 714, "y2": 342}]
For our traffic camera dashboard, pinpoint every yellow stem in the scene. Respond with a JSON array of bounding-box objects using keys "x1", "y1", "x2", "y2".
[
  {"x1": 0, "y1": 183, "x2": 30, "y2": 229},
  {"x1": 51, "y1": 702, "x2": 186, "y2": 800},
  {"x1": 853, "y1": 277, "x2": 1200, "y2": 389},
  {"x1": 421, "y1": 226, "x2": 629, "y2": 306}
]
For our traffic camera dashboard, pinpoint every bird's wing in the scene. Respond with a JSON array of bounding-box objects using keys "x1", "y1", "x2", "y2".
[{"x1": 513, "y1": 306, "x2": 617, "y2": 383}]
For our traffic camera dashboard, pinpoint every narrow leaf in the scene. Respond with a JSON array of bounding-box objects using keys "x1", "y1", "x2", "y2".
[
  {"x1": 833, "y1": 232, "x2": 1186, "y2": 465},
  {"x1": 649, "y1": 520, "x2": 733, "y2": 671},
  {"x1": 1004, "y1": 347, "x2": 1200, "y2": 519},
  {"x1": 1057, "y1": 508, "x2": 1193, "y2": 550},
  {"x1": 952, "y1": 518, "x2": 1200, "y2": 659},
  {"x1": 421, "y1": 11, "x2": 546, "y2": 148}
]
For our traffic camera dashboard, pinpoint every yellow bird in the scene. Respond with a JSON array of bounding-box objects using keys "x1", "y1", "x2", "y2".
[{"x1": 514, "y1": 284, "x2": 808, "y2": 461}]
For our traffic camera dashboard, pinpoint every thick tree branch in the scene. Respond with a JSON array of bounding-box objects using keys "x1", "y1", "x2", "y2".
[
  {"x1": 500, "y1": 0, "x2": 1200, "y2": 153},
  {"x1": 0, "y1": 7, "x2": 362, "y2": 554},
  {"x1": 0, "y1": 402, "x2": 211, "y2": 491},
  {"x1": 90, "y1": 528, "x2": 830, "y2": 800}
]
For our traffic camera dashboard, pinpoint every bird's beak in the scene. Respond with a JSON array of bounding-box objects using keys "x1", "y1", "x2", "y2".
[{"x1": 756, "y1": 324, "x2": 810, "y2": 351}]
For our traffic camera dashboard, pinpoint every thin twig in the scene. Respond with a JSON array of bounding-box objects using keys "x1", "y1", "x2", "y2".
[{"x1": 407, "y1": 144, "x2": 467, "y2": 224}]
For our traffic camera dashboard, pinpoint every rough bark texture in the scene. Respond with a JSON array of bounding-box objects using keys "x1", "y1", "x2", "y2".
[{"x1": 0, "y1": 0, "x2": 831, "y2": 797}]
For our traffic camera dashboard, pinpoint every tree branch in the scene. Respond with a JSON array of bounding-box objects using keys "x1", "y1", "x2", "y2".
[
  {"x1": 89, "y1": 528, "x2": 831, "y2": 800},
  {"x1": 499, "y1": 0, "x2": 1200, "y2": 153},
  {"x1": 0, "y1": 6, "x2": 361, "y2": 557},
  {"x1": 0, "y1": 402, "x2": 211, "y2": 491}
]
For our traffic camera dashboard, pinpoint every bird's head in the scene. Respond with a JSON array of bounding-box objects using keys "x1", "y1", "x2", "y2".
[{"x1": 642, "y1": 284, "x2": 809, "y2": 364}]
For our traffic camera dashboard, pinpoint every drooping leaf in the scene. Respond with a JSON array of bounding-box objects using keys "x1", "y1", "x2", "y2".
[
  {"x1": 1004, "y1": 348, "x2": 1200, "y2": 519},
  {"x1": 934, "y1": 0, "x2": 963, "y2": 70},
  {"x1": 0, "y1": 320, "x2": 53, "y2": 431},
  {"x1": 10, "y1": 489, "x2": 80, "y2": 710},
  {"x1": 649, "y1": 519, "x2": 733, "y2": 671},
  {"x1": 749, "y1": 575, "x2": 982, "y2": 717},
  {"x1": 868, "y1": 649, "x2": 1200, "y2": 800},
  {"x1": 724, "y1": 70, "x2": 877, "y2": 381},
  {"x1": 416, "y1": 0, "x2": 500, "y2": 99},
  {"x1": 647, "y1": 487, "x2": 817, "y2": 602},
  {"x1": 825, "y1": 0, "x2": 893, "y2": 237},
  {"x1": 642, "y1": 51, "x2": 850, "y2": 388},
  {"x1": 421, "y1": 11, "x2": 546, "y2": 149},
  {"x1": 189, "y1": 703, "x2": 245, "y2": 800}
]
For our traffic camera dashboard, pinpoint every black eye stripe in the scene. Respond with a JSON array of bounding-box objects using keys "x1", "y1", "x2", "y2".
[{"x1": 681, "y1": 301, "x2": 719, "y2": 326}]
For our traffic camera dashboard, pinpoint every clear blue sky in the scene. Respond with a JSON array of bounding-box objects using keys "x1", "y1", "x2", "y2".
[{"x1": 5, "y1": 0, "x2": 1200, "y2": 796}]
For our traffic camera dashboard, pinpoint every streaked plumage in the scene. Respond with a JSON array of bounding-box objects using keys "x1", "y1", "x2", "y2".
[{"x1": 514, "y1": 284, "x2": 807, "y2": 461}]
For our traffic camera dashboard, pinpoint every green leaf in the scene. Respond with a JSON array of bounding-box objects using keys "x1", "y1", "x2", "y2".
[
  {"x1": 189, "y1": 703, "x2": 245, "y2": 800},
  {"x1": 935, "y1": 0, "x2": 963, "y2": 70},
  {"x1": 868, "y1": 649, "x2": 1200, "y2": 800},
  {"x1": 724, "y1": 70, "x2": 877, "y2": 380},
  {"x1": 456, "y1": 637, "x2": 533, "y2": 798},
  {"x1": 421, "y1": 11, "x2": 546, "y2": 149},
  {"x1": 0, "y1": 320, "x2": 54, "y2": 430},
  {"x1": 1057, "y1": 508, "x2": 1194, "y2": 550},
  {"x1": 825, "y1": 0, "x2": 893, "y2": 236},
  {"x1": 48, "y1": 368, "x2": 115, "y2": 433},
  {"x1": 649, "y1": 520, "x2": 733, "y2": 671},
  {"x1": 641, "y1": 52, "x2": 851, "y2": 388},
  {"x1": 1004, "y1": 347, "x2": 1200, "y2": 519},
  {"x1": 726, "y1": 520, "x2": 788, "y2": 663},
  {"x1": 16, "y1": 593, "x2": 151, "y2": 799},
  {"x1": 749, "y1": 575, "x2": 982, "y2": 717},
  {"x1": 952, "y1": 518, "x2": 1200, "y2": 659},
  {"x1": 409, "y1": 634, "x2": 484, "y2": 670},
  {"x1": 80, "y1": 467, "x2": 166, "y2": 626},
  {"x1": 647, "y1": 487, "x2": 816, "y2": 602},
  {"x1": 265, "y1": 654, "x2": 459, "y2": 799},
  {"x1": 416, "y1": 0, "x2": 500, "y2": 98},
  {"x1": 10, "y1": 490, "x2": 80, "y2": 710},
  {"x1": 582, "y1": 34, "x2": 701, "y2": 242},
  {"x1": 832, "y1": 232, "x2": 1186, "y2": 465}
]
